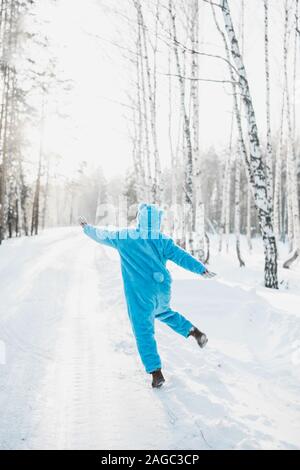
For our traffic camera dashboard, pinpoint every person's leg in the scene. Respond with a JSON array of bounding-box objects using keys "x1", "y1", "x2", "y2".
[
  {"x1": 124, "y1": 284, "x2": 162, "y2": 375},
  {"x1": 156, "y1": 309, "x2": 208, "y2": 348},
  {"x1": 155, "y1": 308, "x2": 193, "y2": 338},
  {"x1": 130, "y1": 309, "x2": 162, "y2": 374}
]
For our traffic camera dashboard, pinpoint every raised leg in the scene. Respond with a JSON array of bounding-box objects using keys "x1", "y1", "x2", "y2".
[{"x1": 155, "y1": 308, "x2": 193, "y2": 338}]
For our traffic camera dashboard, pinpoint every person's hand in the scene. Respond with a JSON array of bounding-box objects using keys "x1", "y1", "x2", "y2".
[
  {"x1": 78, "y1": 216, "x2": 88, "y2": 227},
  {"x1": 202, "y1": 269, "x2": 216, "y2": 279}
]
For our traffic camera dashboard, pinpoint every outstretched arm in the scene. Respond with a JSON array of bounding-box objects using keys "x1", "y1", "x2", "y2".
[
  {"x1": 79, "y1": 216, "x2": 118, "y2": 249},
  {"x1": 164, "y1": 237, "x2": 215, "y2": 277}
]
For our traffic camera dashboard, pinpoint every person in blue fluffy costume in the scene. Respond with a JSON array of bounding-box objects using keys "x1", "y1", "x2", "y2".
[{"x1": 79, "y1": 203, "x2": 215, "y2": 388}]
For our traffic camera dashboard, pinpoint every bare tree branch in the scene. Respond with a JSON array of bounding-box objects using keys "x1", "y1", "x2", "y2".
[{"x1": 161, "y1": 72, "x2": 237, "y2": 84}]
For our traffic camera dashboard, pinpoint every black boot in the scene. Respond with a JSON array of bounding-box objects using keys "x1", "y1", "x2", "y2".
[
  {"x1": 151, "y1": 369, "x2": 165, "y2": 388},
  {"x1": 188, "y1": 326, "x2": 208, "y2": 349}
]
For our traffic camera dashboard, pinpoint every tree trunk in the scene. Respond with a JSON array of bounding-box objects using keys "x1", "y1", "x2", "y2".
[
  {"x1": 219, "y1": 144, "x2": 232, "y2": 253},
  {"x1": 264, "y1": 0, "x2": 274, "y2": 212},
  {"x1": 221, "y1": 0, "x2": 278, "y2": 288},
  {"x1": 138, "y1": 17, "x2": 152, "y2": 200},
  {"x1": 31, "y1": 97, "x2": 45, "y2": 236},
  {"x1": 246, "y1": 186, "x2": 252, "y2": 251},
  {"x1": 134, "y1": 0, "x2": 162, "y2": 204},
  {"x1": 283, "y1": 0, "x2": 300, "y2": 266},
  {"x1": 136, "y1": 19, "x2": 146, "y2": 200},
  {"x1": 190, "y1": 0, "x2": 205, "y2": 260},
  {"x1": 274, "y1": 90, "x2": 285, "y2": 242},
  {"x1": 235, "y1": 146, "x2": 245, "y2": 267},
  {"x1": 169, "y1": 0, "x2": 194, "y2": 250},
  {"x1": 42, "y1": 157, "x2": 50, "y2": 229}
]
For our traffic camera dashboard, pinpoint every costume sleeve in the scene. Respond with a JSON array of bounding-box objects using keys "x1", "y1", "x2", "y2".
[
  {"x1": 83, "y1": 224, "x2": 118, "y2": 249},
  {"x1": 164, "y1": 237, "x2": 206, "y2": 275}
]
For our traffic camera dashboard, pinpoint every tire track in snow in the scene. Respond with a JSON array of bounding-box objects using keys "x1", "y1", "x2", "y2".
[{"x1": 0, "y1": 229, "x2": 84, "y2": 449}]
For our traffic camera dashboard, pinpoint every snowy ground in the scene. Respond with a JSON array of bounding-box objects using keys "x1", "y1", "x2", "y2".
[{"x1": 0, "y1": 227, "x2": 299, "y2": 450}]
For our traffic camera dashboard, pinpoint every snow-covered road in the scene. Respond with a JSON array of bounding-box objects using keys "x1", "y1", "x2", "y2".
[{"x1": 0, "y1": 228, "x2": 299, "y2": 450}]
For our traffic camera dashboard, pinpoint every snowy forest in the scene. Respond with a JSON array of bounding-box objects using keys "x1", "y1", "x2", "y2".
[
  {"x1": 0, "y1": 0, "x2": 300, "y2": 451},
  {"x1": 0, "y1": 0, "x2": 300, "y2": 290}
]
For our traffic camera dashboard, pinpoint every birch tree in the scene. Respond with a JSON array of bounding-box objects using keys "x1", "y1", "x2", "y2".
[
  {"x1": 169, "y1": 0, "x2": 194, "y2": 251},
  {"x1": 211, "y1": 1, "x2": 247, "y2": 262},
  {"x1": 283, "y1": 0, "x2": 300, "y2": 267},
  {"x1": 133, "y1": 0, "x2": 162, "y2": 204},
  {"x1": 0, "y1": 0, "x2": 29, "y2": 243},
  {"x1": 273, "y1": 92, "x2": 285, "y2": 243},
  {"x1": 219, "y1": 0, "x2": 278, "y2": 288},
  {"x1": 138, "y1": 15, "x2": 152, "y2": 200},
  {"x1": 219, "y1": 128, "x2": 232, "y2": 254},
  {"x1": 264, "y1": 0, "x2": 274, "y2": 212},
  {"x1": 190, "y1": 0, "x2": 205, "y2": 260},
  {"x1": 234, "y1": 0, "x2": 245, "y2": 267},
  {"x1": 31, "y1": 95, "x2": 45, "y2": 236}
]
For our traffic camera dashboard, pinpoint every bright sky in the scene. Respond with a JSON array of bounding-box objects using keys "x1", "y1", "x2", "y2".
[
  {"x1": 26, "y1": 0, "x2": 297, "y2": 179},
  {"x1": 27, "y1": 0, "x2": 132, "y2": 179}
]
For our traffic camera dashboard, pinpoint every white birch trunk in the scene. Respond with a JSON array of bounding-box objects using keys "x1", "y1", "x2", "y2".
[
  {"x1": 190, "y1": 0, "x2": 205, "y2": 260},
  {"x1": 234, "y1": 0, "x2": 245, "y2": 266},
  {"x1": 136, "y1": 40, "x2": 146, "y2": 201},
  {"x1": 286, "y1": 149, "x2": 294, "y2": 251},
  {"x1": 234, "y1": 145, "x2": 245, "y2": 266},
  {"x1": 135, "y1": 0, "x2": 162, "y2": 204},
  {"x1": 137, "y1": 19, "x2": 152, "y2": 201},
  {"x1": 219, "y1": 146, "x2": 231, "y2": 253},
  {"x1": 168, "y1": 47, "x2": 179, "y2": 240},
  {"x1": 211, "y1": 3, "x2": 247, "y2": 259},
  {"x1": 273, "y1": 91, "x2": 285, "y2": 242},
  {"x1": 283, "y1": 0, "x2": 300, "y2": 267},
  {"x1": 293, "y1": 0, "x2": 299, "y2": 139},
  {"x1": 169, "y1": 0, "x2": 194, "y2": 250},
  {"x1": 264, "y1": 0, "x2": 274, "y2": 212},
  {"x1": 221, "y1": 0, "x2": 278, "y2": 288},
  {"x1": 246, "y1": 187, "x2": 252, "y2": 251}
]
